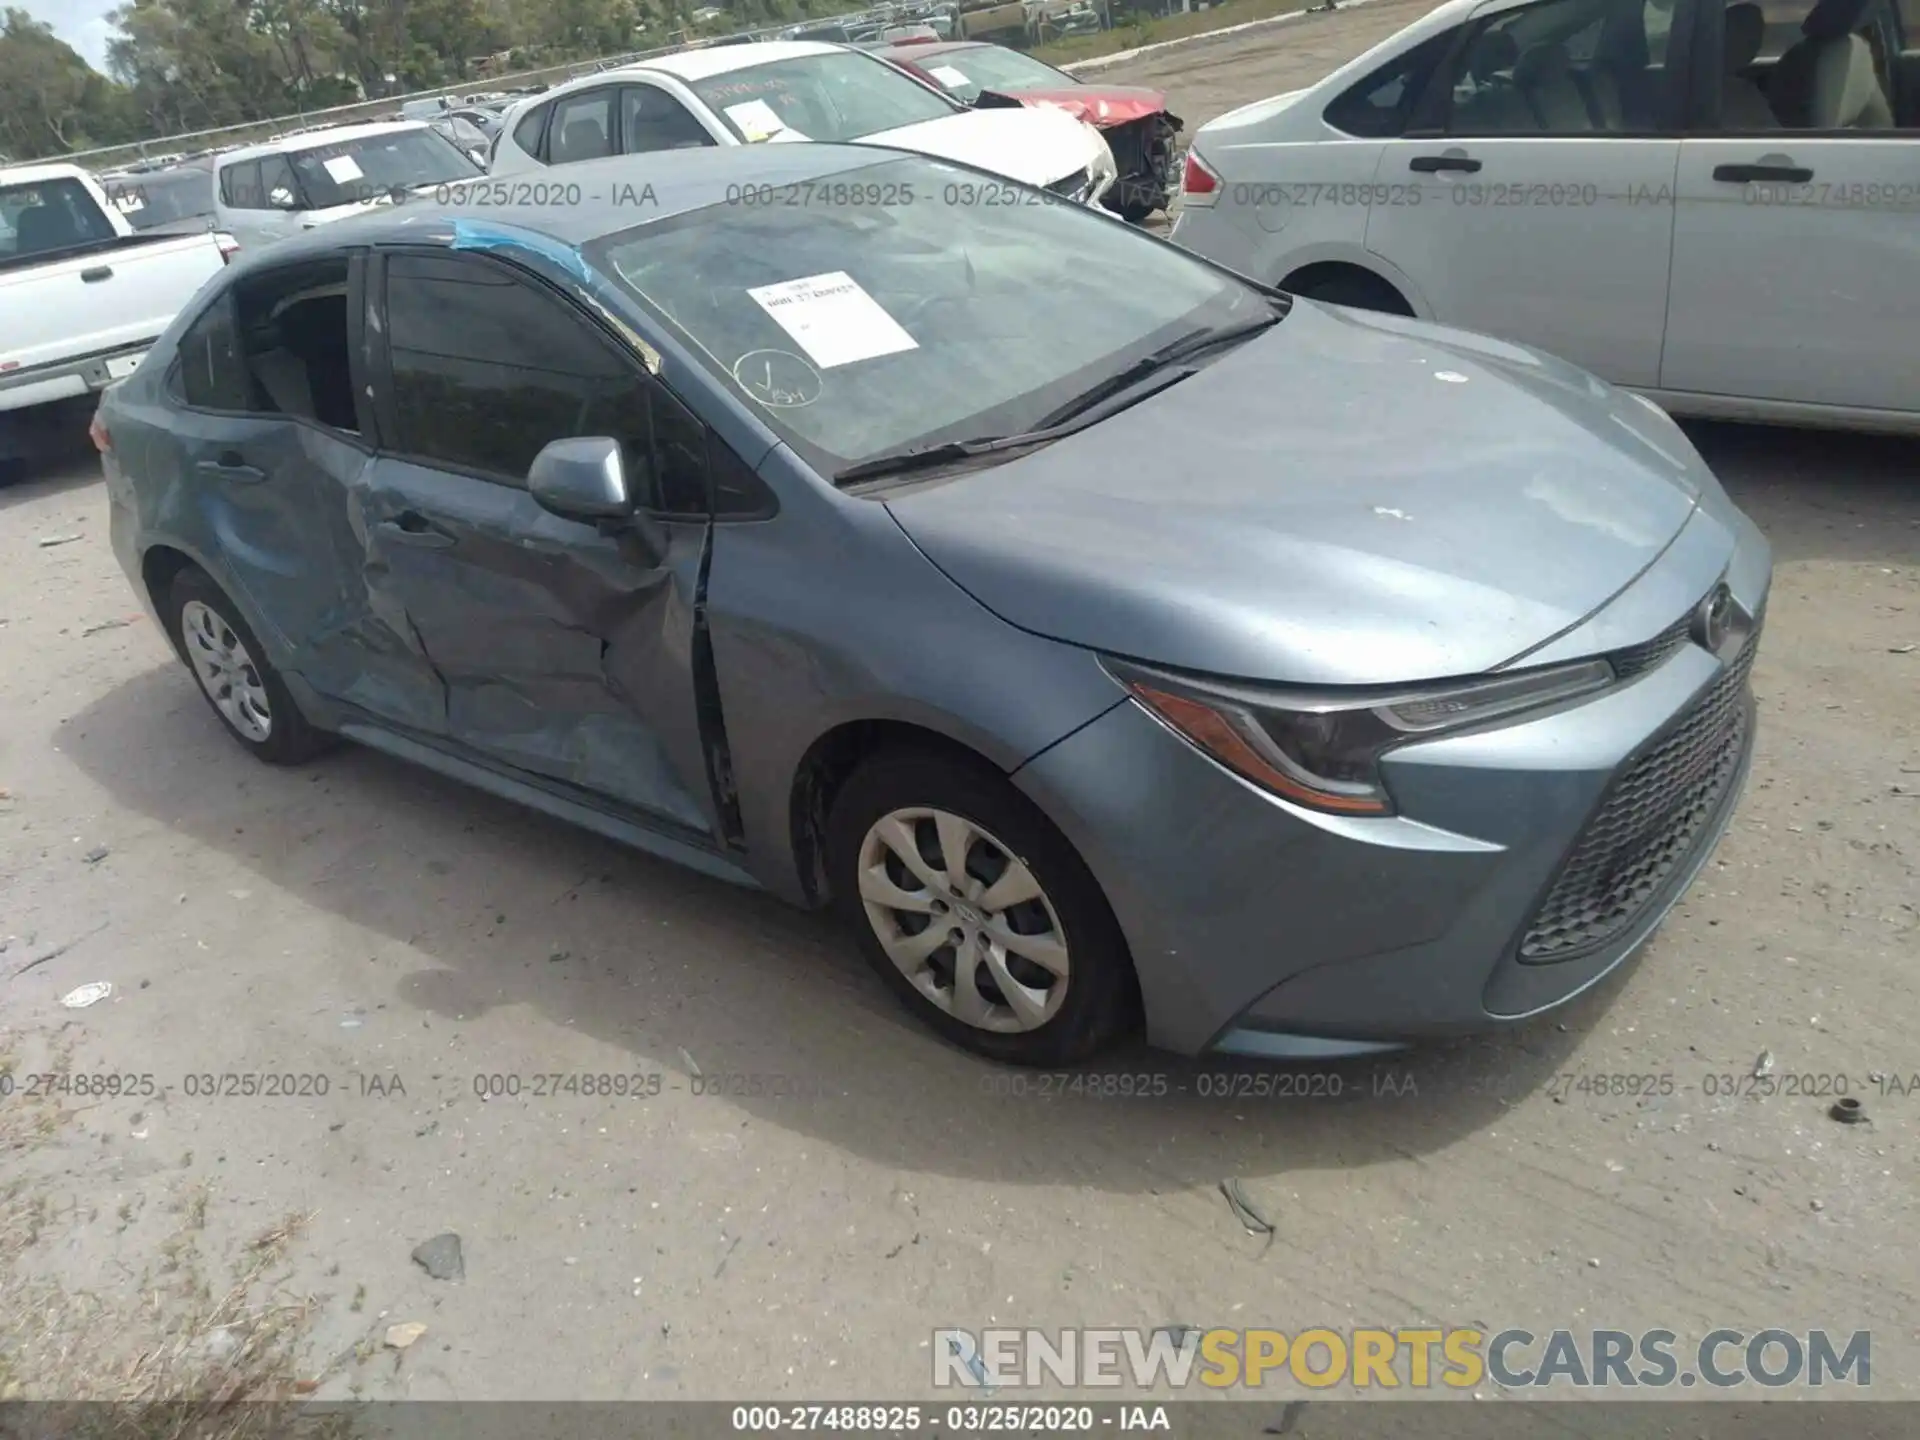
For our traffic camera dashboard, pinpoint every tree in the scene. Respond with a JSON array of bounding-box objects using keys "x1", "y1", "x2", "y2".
[{"x1": 0, "y1": 9, "x2": 133, "y2": 157}]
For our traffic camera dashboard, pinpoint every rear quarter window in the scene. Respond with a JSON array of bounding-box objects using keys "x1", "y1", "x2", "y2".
[
  {"x1": 514, "y1": 102, "x2": 553, "y2": 159},
  {"x1": 1323, "y1": 31, "x2": 1459, "y2": 137}
]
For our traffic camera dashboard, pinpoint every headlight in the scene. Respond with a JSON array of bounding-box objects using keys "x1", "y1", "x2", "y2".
[{"x1": 1107, "y1": 656, "x2": 1617, "y2": 816}]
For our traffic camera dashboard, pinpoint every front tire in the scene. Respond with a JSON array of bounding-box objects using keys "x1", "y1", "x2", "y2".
[
  {"x1": 167, "y1": 566, "x2": 332, "y2": 765},
  {"x1": 825, "y1": 747, "x2": 1137, "y2": 1066}
]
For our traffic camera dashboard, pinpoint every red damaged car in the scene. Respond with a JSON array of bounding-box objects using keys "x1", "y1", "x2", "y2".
[{"x1": 874, "y1": 40, "x2": 1182, "y2": 221}]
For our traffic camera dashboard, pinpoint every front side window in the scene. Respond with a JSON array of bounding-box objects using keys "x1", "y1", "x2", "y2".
[
  {"x1": 622, "y1": 85, "x2": 718, "y2": 153},
  {"x1": 221, "y1": 161, "x2": 265, "y2": 209},
  {"x1": 0, "y1": 177, "x2": 118, "y2": 260},
  {"x1": 286, "y1": 129, "x2": 480, "y2": 209},
  {"x1": 382, "y1": 253, "x2": 646, "y2": 488},
  {"x1": 692, "y1": 52, "x2": 962, "y2": 142},
  {"x1": 907, "y1": 45, "x2": 1076, "y2": 103},
  {"x1": 513, "y1": 102, "x2": 552, "y2": 156},
  {"x1": 591, "y1": 153, "x2": 1270, "y2": 479},
  {"x1": 258, "y1": 154, "x2": 301, "y2": 210}
]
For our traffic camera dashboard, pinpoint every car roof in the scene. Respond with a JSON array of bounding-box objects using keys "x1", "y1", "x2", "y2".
[
  {"x1": 596, "y1": 38, "x2": 845, "y2": 84},
  {"x1": 216, "y1": 121, "x2": 434, "y2": 168},
  {"x1": 878, "y1": 40, "x2": 987, "y2": 59},
  {"x1": 1, "y1": 162, "x2": 94, "y2": 187},
  {"x1": 223, "y1": 143, "x2": 931, "y2": 268}
]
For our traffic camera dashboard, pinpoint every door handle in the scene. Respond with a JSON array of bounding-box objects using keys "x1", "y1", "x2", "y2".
[
  {"x1": 80, "y1": 266, "x2": 115, "y2": 283},
  {"x1": 1410, "y1": 154, "x2": 1481, "y2": 173},
  {"x1": 195, "y1": 454, "x2": 266, "y2": 483},
  {"x1": 1712, "y1": 162, "x2": 1813, "y2": 183},
  {"x1": 378, "y1": 513, "x2": 456, "y2": 548}
]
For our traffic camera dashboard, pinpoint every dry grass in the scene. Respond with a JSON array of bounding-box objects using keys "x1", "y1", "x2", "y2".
[{"x1": 0, "y1": 1035, "x2": 349, "y2": 1440}]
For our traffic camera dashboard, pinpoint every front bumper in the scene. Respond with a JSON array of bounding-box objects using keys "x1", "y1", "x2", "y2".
[{"x1": 1012, "y1": 511, "x2": 1771, "y2": 1058}]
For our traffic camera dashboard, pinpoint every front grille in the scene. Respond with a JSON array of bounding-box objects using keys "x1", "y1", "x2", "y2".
[
  {"x1": 1047, "y1": 167, "x2": 1091, "y2": 200},
  {"x1": 1608, "y1": 612, "x2": 1693, "y2": 680},
  {"x1": 1519, "y1": 630, "x2": 1759, "y2": 963}
]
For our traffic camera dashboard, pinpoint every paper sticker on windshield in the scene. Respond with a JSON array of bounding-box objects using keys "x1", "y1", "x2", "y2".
[
  {"x1": 747, "y1": 272, "x2": 917, "y2": 369},
  {"x1": 724, "y1": 100, "x2": 790, "y2": 142},
  {"x1": 929, "y1": 65, "x2": 970, "y2": 88},
  {"x1": 322, "y1": 155, "x2": 365, "y2": 183}
]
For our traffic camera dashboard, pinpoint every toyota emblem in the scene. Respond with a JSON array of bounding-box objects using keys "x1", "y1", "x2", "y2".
[{"x1": 1694, "y1": 584, "x2": 1735, "y2": 653}]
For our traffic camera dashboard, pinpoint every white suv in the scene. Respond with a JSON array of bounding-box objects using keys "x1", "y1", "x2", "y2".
[
  {"x1": 490, "y1": 40, "x2": 1118, "y2": 206},
  {"x1": 213, "y1": 121, "x2": 484, "y2": 252}
]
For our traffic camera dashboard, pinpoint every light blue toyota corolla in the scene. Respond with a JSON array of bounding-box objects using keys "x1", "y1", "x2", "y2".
[{"x1": 96, "y1": 144, "x2": 1771, "y2": 1066}]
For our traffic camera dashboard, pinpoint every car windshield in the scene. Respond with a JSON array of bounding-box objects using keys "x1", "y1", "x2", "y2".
[
  {"x1": 286, "y1": 129, "x2": 481, "y2": 209},
  {"x1": 589, "y1": 155, "x2": 1271, "y2": 478},
  {"x1": 104, "y1": 170, "x2": 217, "y2": 230},
  {"x1": 914, "y1": 45, "x2": 1073, "y2": 102},
  {"x1": 691, "y1": 52, "x2": 961, "y2": 142},
  {"x1": 0, "y1": 178, "x2": 119, "y2": 261}
]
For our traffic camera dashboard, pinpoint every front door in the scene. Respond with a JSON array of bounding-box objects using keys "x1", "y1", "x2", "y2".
[
  {"x1": 1364, "y1": 0, "x2": 1691, "y2": 385},
  {"x1": 1660, "y1": 0, "x2": 1918, "y2": 412},
  {"x1": 358, "y1": 248, "x2": 720, "y2": 840}
]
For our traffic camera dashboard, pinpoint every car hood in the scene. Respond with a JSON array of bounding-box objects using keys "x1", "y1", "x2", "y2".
[
  {"x1": 867, "y1": 105, "x2": 1103, "y2": 188},
  {"x1": 884, "y1": 302, "x2": 1710, "y2": 687},
  {"x1": 975, "y1": 85, "x2": 1168, "y2": 127}
]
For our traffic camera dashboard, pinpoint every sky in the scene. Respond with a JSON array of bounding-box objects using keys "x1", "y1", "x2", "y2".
[{"x1": 21, "y1": 0, "x2": 121, "y2": 70}]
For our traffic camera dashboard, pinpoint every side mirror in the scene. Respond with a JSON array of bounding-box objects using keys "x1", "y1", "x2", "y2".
[{"x1": 529, "y1": 436, "x2": 640, "y2": 523}]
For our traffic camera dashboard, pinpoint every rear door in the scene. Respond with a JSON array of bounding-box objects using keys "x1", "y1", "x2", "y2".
[
  {"x1": 161, "y1": 252, "x2": 445, "y2": 728},
  {"x1": 1363, "y1": 0, "x2": 1692, "y2": 385},
  {"x1": 1659, "y1": 0, "x2": 1919, "y2": 412},
  {"x1": 357, "y1": 247, "x2": 721, "y2": 839}
]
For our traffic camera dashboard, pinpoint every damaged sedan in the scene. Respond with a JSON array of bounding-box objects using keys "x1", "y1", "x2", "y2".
[
  {"x1": 876, "y1": 40, "x2": 1182, "y2": 220},
  {"x1": 97, "y1": 145, "x2": 1770, "y2": 1067}
]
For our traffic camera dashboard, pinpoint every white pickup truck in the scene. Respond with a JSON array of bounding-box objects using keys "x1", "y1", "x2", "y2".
[{"x1": 1, "y1": 162, "x2": 235, "y2": 429}]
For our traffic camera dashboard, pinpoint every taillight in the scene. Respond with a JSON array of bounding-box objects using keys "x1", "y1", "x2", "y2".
[
  {"x1": 215, "y1": 232, "x2": 241, "y2": 264},
  {"x1": 89, "y1": 412, "x2": 112, "y2": 454},
  {"x1": 1181, "y1": 150, "x2": 1221, "y2": 207}
]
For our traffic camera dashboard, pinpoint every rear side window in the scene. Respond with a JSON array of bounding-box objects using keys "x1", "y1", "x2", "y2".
[
  {"x1": 0, "y1": 177, "x2": 118, "y2": 260},
  {"x1": 1324, "y1": 31, "x2": 1458, "y2": 136},
  {"x1": 171, "y1": 296, "x2": 251, "y2": 411},
  {"x1": 221, "y1": 161, "x2": 264, "y2": 209},
  {"x1": 513, "y1": 102, "x2": 552, "y2": 157}
]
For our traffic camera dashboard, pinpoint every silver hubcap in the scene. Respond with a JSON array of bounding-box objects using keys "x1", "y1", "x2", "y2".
[
  {"x1": 181, "y1": 599, "x2": 272, "y2": 743},
  {"x1": 856, "y1": 807, "x2": 1070, "y2": 1034}
]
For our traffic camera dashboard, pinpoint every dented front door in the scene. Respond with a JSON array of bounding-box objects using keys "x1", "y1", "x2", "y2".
[{"x1": 355, "y1": 456, "x2": 718, "y2": 840}]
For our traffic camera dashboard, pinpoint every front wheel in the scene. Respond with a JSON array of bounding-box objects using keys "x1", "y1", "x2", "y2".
[
  {"x1": 825, "y1": 747, "x2": 1138, "y2": 1065},
  {"x1": 167, "y1": 566, "x2": 332, "y2": 765}
]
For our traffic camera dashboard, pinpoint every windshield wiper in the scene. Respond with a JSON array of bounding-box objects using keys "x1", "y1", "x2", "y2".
[
  {"x1": 1030, "y1": 311, "x2": 1281, "y2": 432},
  {"x1": 832, "y1": 363, "x2": 1202, "y2": 487}
]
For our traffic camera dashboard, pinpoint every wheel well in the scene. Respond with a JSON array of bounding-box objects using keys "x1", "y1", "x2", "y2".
[
  {"x1": 788, "y1": 720, "x2": 1003, "y2": 907},
  {"x1": 140, "y1": 545, "x2": 197, "y2": 656},
  {"x1": 1279, "y1": 261, "x2": 1415, "y2": 315}
]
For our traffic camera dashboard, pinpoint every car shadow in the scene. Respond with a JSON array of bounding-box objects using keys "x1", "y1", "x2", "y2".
[
  {"x1": 1683, "y1": 420, "x2": 1920, "y2": 569},
  {"x1": 0, "y1": 400, "x2": 102, "y2": 511},
  {"x1": 62, "y1": 660, "x2": 1645, "y2": 1195}
]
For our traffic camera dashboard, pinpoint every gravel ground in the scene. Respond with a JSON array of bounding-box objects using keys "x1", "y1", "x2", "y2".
[{"x1": 1, "y1": 5, "x2": 1917, "y2": 1406}]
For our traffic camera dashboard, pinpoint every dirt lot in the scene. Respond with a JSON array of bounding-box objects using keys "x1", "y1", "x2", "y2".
[{"x1": 3, "y1": 5, "x2": 1919, "y2": 1410}]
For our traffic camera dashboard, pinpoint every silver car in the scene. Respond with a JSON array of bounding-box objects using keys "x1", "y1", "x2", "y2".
[{"x1": 95, "y1": 145, "x2": 1770, "y2": 1066}]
